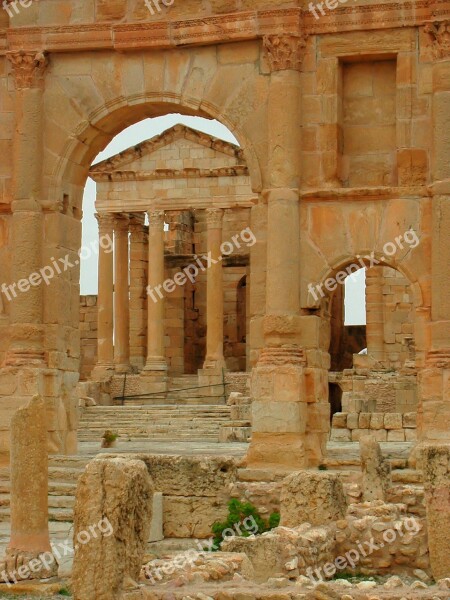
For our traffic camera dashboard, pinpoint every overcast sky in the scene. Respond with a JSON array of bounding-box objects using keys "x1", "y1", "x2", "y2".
[{"x1": 80, "y1": 115, "x2": 366, "y2": 325}]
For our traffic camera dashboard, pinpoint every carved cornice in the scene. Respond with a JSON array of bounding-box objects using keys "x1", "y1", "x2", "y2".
[
  {"x1": 205, "y1": 207, "x2": 224, "y2": 228},
  {"x1": 3, "y1": 5, "x2": 449, "y2": 55},
  {"x1": 263, "y1": 35, "x2": 307, "y2": 72},
  {"x1": 148, "y1": 210, "x2": 165, "y2": 230},
  {"x1": 424, "y1": 20, "x2": 450, "y2": 58},
  {"x1": 90, "y1": 166, "x2": 249, "y2": 183},
  {"x1": 6, "y1": 50, "x2": 48, "y2": 90}
]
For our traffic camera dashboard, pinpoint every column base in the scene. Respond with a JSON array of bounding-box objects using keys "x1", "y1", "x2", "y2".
[
  {"x1": 202, "y1": 357, "x2": 226, "y2": 370},
  {"x1": 0, "y1": 547, "x2": 58, "y2": 582},
  {"x1": 198, "y1": 368, "x2": 227, "y2": 402},
  {"x1": 246, "y1": 432, "x2": 308, "y2": 469},
  {"x1": 143, "y1": 358, "x2": 168, "y2": 373},
  {"x1": 115, "y1": 363, "x2": 133, "y2": 374}
]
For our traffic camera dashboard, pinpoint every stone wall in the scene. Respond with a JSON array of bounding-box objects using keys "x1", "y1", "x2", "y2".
[
  {"x1": 331, "y1": 411, "x2": 417, "y2": 442},
  {"x1": 79, "y1": 295, "x2": 98, "y2": 382}
]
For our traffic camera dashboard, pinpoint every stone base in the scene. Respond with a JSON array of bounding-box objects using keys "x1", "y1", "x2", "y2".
[
  {"x1": 245, "y1": 432, "x2": 308, "y2": 469},
  {"x1": 198, "y1": 368, "x2": 227, "y2": 401},
  {"x1": 90, "y1": 364, "x2": 115, "y2": 382},
  {"x1": 0, "y1": 548, "x2": 58, "y2": 583}
]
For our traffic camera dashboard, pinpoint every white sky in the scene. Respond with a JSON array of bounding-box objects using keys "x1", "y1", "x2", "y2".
[{"x1": 80, "y1": 115, "x2": 366, "y2": 326}]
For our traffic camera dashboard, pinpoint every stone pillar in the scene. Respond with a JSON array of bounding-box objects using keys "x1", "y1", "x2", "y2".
[
  {"x1": 144, "y1": 210, "x2": 168, "y2": 374},
  {"x1": 114, "y1": 214, "x2": 130, "y2": 373},
  {"x1": 0, "y1": 396, "x2": 58, "y2": 581},
  {"x1": 4, "y1": 51, "x2": 48, "y2": 366},
  {"x1": 418, "y1": 24, "x2": 450, "y2": 441},
  {"x1": 203, "y1": 208, "x2": 225, "y2": 370},
  {"x1": 422, "y1": 444, "x2": 450, "y2": 580},
  {"x1": 129, "y1": 214, "x2": 148, "y2": 371},
  {"x1": 247, "y1": 35, "x2": 323, "y2": 469},
  {"x1": 366, "y1": 267, "x2": 385, "y2": 364},
  {"x1": 92, "y1": 212, "x2": 115, "y2": 379}
]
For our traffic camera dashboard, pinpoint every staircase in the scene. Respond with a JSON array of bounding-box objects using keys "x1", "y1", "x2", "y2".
[
  {"x1": 78, "y1": 404, "x2": 234, "y2": 442},
  {"x1": 0, "y1": 455, "x2": 90, "y2": 523}
]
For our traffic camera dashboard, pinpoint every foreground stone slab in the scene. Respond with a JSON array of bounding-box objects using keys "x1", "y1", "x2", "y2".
[
  {"x1": 422, "y1": 444, "x2": 450, "y2": 580},
  {"x1": 72, "y1": 457, "x2": 154, "y2": 600},
  {"x1": 280, "y1": 470, "x2": 348, "y2": 527},
  {"x1": 0, "y1": 396, "x2": 57, "y2": 582}
]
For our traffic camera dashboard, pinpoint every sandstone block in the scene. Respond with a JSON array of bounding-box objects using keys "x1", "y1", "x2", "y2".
[
  {"x1": 384, "y1": 413, "x2": 403, "y2": 430},
  {"x1": 72, "y1": 457, "x2": 153, "y2": 600},
  {"x1": 370, "y1": 413, "x2": 384, "y2": 430},
  {"x1": 331, "y1": 412, "x2": 348, "y2": 429},
  {"x1": 280, "y1": 471, "x2": 347, "y2": 527}
]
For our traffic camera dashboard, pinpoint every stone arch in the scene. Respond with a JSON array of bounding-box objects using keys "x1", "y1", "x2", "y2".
[{"x1": 48, "y1": 94, "x2": 263, "y2": 208}]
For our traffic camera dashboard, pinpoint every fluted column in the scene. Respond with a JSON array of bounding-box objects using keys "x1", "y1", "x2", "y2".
[
  {"x1": 203, "y1": 208, "x2": 225, "y2": 370},
  {"x1": 4, "y1": 51, "x2": 48, "y2": 366},
  {"x1": 114, "y1": 214, "x2": 130, "y2": 373},
  {"x1": 144, "y1": 210, "x2": 167, "y2": 372},
  {"x1": 92, "y1": 212, "x2": 115, "y2": 377}
]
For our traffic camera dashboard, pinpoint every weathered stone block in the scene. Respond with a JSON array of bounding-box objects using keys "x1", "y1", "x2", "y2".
[
  {"x1": 72, "y1": 457, "x2": 153, "y2": 600},
  {"x1": 280, "y1": 471, "x2": 347, "y2": 527}
]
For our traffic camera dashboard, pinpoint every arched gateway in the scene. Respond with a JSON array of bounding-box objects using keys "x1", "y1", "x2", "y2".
[{"x1": 0, "y1": 2, "x2": 449, "y2": 471}]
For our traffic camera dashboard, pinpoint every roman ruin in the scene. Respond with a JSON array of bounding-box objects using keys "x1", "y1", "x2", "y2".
[{"x1": 0, "y1": 0, "x2": 449, "y2": 598}]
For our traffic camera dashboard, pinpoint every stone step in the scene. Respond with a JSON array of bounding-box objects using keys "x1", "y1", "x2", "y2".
[
  {"x1": 48, "y1": 467, "x2": 84, "y2": 484},
  {"x1": 48, "y1": 495, "x2": 76, "y2": 510},
  {"x1": 390, "y1": 468, "x2": 422, "y2": 484}
]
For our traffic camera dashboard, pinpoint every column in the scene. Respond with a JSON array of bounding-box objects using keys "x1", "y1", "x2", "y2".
[
  {"x1": 92, "y1": 212, "x2": 115, "y2": 378},
  {"x1": 144, "y1": 210, "x2": 167, "y2": 373},
  {"x1": 129, "y1": 214, "x2": 148, "y2": 371},
  {"x1": 203, "y1": 208, "x2": 225, "y2": 370},
  {"x1": 0, "y1": 397, "x2": 57, "y2": 580},
  {"x1": 418, "y1": 23, "x2": 450, "y2": 441},
  {"x1": 114, "y1": 214, "x2": 130, "y2": 373},
  {"x1": 4, "y1": 51, "x2": 48, "y2": 366},
  {"x1": 365, "y1": 267, "x2": 385, "y2": 363},
  {"x1": 247, "y1": 35, "x2": 328, "y2": 469}
]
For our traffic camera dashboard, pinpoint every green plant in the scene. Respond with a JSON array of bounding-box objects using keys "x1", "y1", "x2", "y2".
[
  {"x1": 58, "y1": 587, "x2": 72, "y2": 597},
  {"x1": 211, "y1": 499, "x2": 280, "y2": 550},
  {"x1": 318, "y1": 463, "x2": 328, "y2": 470},
  {"x1": 102, "y1": 430, "x2": 119, "y2": 444}
]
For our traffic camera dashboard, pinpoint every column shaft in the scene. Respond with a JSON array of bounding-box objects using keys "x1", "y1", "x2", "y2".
[
  {"x1": 129, "y1": 214, "x2": 148, "y2": 370},
  {"x1": 114, "y1": 215, "x2": 130, "y2": 373},
  {"x1": 145, "y1": 210, "x2": 167, "y2": 371},
  {"x1": 203, "y1": 208, "x2": 225, "y2": 370},
  {"x1": 93, "y1": 213, "x2": 114, "y2": 375}
]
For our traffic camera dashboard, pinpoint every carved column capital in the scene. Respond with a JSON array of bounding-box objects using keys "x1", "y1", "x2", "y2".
[
  {"x1": 424, "y1": 20, "x2": 450, "y2": 59},
  {"x1": 113, "y1": 213, "x2": 130, "y2": 234},
  {"x1": 148, "y1": 209, "x2": 165, "y2": 231},
  {"x1": 6, "y1": 50, "x2": 48, "y2": 90},
  {"x1": 205, "y1": 207, "x2": 224, "y2": 228},
  {"x1": 129, "y1": 212, "x2": 146, "y2": 235},
  {"x1": 263, "y1": 35, "x2": 307, "y2": 72},
  {"x1": 95, "y1": 212, "x2": 115, "y2": 234}
]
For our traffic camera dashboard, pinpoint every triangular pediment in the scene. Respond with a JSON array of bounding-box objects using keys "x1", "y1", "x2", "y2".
[{"x1": 89, "y1": 124, "x2": 245, "y2": 176}]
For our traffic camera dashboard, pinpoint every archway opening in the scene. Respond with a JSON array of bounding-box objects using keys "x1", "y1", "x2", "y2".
[{"x1": 77, "y1": 113, "x2": 253, "y2": 388}]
